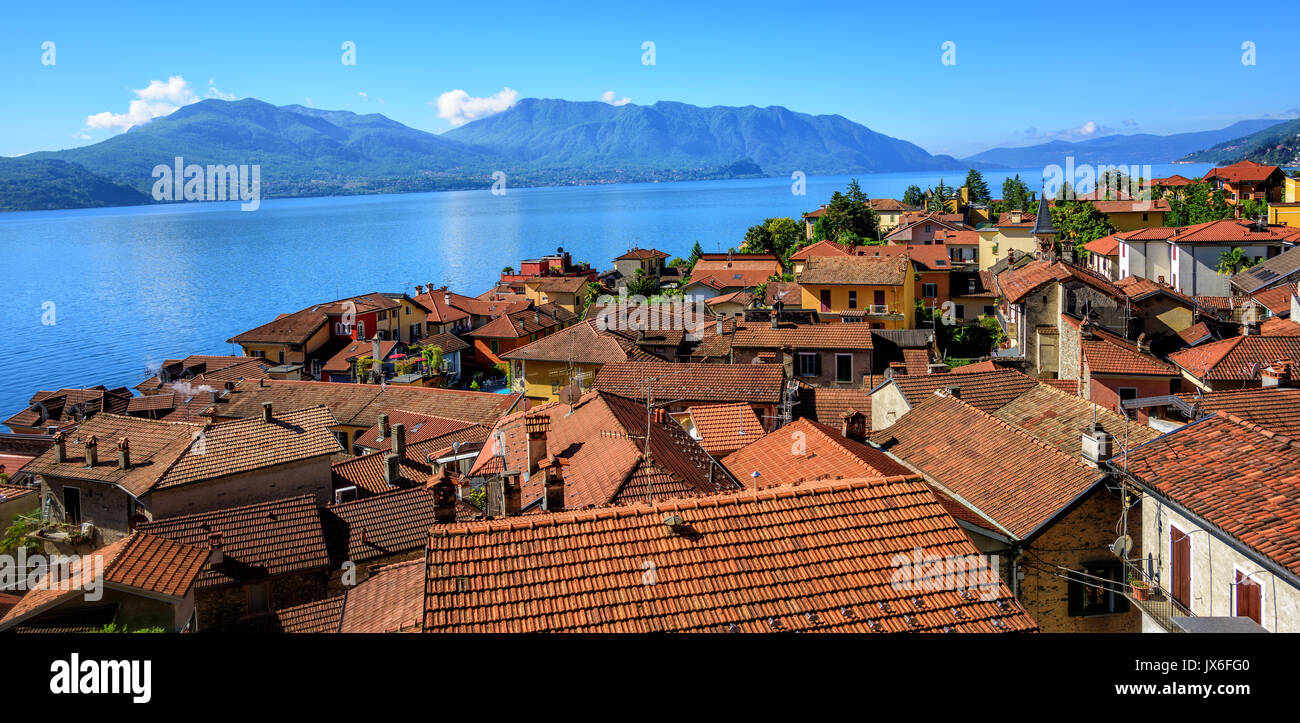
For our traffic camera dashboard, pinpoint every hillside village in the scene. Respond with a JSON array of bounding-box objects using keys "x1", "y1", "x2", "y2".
[{"x1": 4, "y1": 159, "x2": 1300, "y2": 635}]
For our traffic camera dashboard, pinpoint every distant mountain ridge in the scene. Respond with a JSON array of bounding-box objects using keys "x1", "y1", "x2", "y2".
[
  {"x1": 2, "y1": 97, "x2": 964, "y2": 211},
  {"x1": 1179, "y1": 118, "x2": 1300, "y2": 165},
  {"x1": 964, "y1": 119, "x2": 1284, "y2": 167}
]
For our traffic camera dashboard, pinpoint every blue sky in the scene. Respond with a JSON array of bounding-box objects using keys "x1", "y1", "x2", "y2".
[{"x1": 2, "y1": 0, "x2": 1296, "y2": 158}]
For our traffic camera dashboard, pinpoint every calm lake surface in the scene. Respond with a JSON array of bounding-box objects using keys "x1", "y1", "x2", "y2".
[{"x1": 0, "y1": 164, "x2": 1210, "y2": 415}]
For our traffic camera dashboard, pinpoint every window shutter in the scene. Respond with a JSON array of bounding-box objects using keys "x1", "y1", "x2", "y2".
[{"x1": 813, "y1": 354, "x2": 823, "y2": 377}]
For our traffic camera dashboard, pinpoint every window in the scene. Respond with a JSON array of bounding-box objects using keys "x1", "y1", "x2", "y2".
[
  {"x1": 490, "y1": 340, "x2": 500, "y2": 355},
  {"x1": 983, "y1": 305, "x2": 995, "y2": 317},
  {"x1": 62, "y1": 487, "x2": 81, "y2": 524},
  {"x1": 250, "y1": 350, "x2": 266, "y2": 359},
  {"x1": 954, "y1": 304, "x2": 965, "y2": 319},
  {"x1": 873, "y1": 290, "x2": 886, "y2": 307},
  {"x1": 848, "y1": 291, "x2": 857, "y2": 309},
  {"x1": 1142, "y1": 213, "x2": 1149, "y2": 222},
  {"x1": 968, "y1": 278, "x2": 977, "y2": 294},
  {"x1": 277, "y1": 351, "x2": 285, "y2": 365},
  {"x1": 1067, "y1": 561, "x2": 1130, "y2": 616},
  {"x1": 1234, "y1": 570, "x2": 1262, "y2": 624},
  {"x1": 1118, "y1": 387, "x2": 1138, "y2": 403},
  {"x1": 819, "y1": 289, "x2": 831, "y2": 311},
  {"x1": 797, "y1": 352, "x2": 821, "y2": 377},
  {"x1": 923, "y1": 283, "x2": 937, "y2": 298},
  {"x1": 333, "y1": 431, "x2": 349, "y2": 450},
  {"x1": 835, "y1": 354, "x2": 852, "y2": 383},
  {"x1": 247, "y1": 582, "x2": 269, "y2": 614}
]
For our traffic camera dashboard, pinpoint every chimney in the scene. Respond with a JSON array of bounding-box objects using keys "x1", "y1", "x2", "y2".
[
  {"x1": 1136, "y1": 333, "x2": 1151, "y2": 355},
  {"x1": 716, "y1": 314, "x2": 724, "y2": 336},
  {"x1": 117, "y1": 437, "x2": 131, "y2": 470},
  {"x1": 208, "y1": 532, "x2": 224, "y2": 566},
  {"x1": 945, "y1": 386, "x2": 962, "y2": 399},
  {"x1": 502, "y1": 471, "x2": 522, "y2": 516},
  {"x1": 1241, "y1": 299, "x2": 1261, "y2": 336},
  {"x1": 377, "y1": 413, "x2": 390, "y2": 439},
  {"x1": 534, "y1": 311, "x2": 541, "y2": 325},
  {"x1": 391, "y1": 422, "x2": 406, "y2": 456},
  {"x1": 543, "y1": 457, "x2": 565, "y2": 511},
  {"x1": 415, "y1": 284, "x2": 425, "y2": 296},
  {"x1": 208, "y1": 388, "x2": 220, "y2": 404},
  {"x1": 1010, "y1": 211, "x2": 1022, "y2": 224},
  {"x1": 1081, "y1": 422, "x2": 1113, "y2": 468},
  {"x1": 431, "y1": 468, "x2": 458, "y2": 523},
  {"x1": 53, "y1": 431, "x2": 66, "y2": 463},
  {"x1": 1262, "y1": 359, "x2": 1293, "y2": 388},
  {"x1": 372, "y1": 338, "x2": 382, "y2": 362},
  {"x1": 526, "y1": 414, "x2": 549, "y2": 474},
  {"x1": 383, "y1": 452, "x2": 401, "y2": 487},
  {"x1": 770, "y1": 309, "x2": 779, "y2": 330},
  {"x1": 261, "y1": 401, "x2": 272, "y2": 422},
  {"x1": 84, "y1": 434, "x2": 98, "y2": 468}
]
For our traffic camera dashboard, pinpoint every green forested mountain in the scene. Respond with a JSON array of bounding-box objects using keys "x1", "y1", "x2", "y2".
[{"x1": 1179, "y1": 118, "x2": 1300, "y2": 166}]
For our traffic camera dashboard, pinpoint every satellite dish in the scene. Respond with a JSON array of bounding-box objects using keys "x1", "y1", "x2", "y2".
[{"x1": 1110, "y1": 534, "x2": 1133, "y2": 558}]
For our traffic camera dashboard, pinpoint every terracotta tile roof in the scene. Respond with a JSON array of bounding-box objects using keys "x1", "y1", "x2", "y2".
[
  {"x1": 353, "y1": 409, "x2": 480, "y2": 450},
  {"x1": 705, "y1": 290, "x2": 756, "y2": 308},
  {"x1": 616, "y1": 248, "x2": 671, "y2": 261},
  {"x1": 790, "y1": 240, "x2": 851, "y2": 261},
  {"x1": 157, "y1": 406, "x2": 341, "y2": 491},
  {"x1": 320, "y1": 339, "x2": 402, "y2": 375},
  {"x1": 1042, "y1": 378, "x2": 1080, "y2": 395},
  {"x1": 213, "y1": 379, "x2": 521, "y2": 428},
  {"x1": 331, "y1": 430, "x2": 488, "y2": 497},
  {"x1": 1087, "y1": 198, "x2": 1171, "y2": 214},
  {"x1": 325, "y1": 486, "x2": 479, "y2": 565},
  {"x1": 135, "y1": 356, "x2": 267, "y2": 393},
  {"x1": 870, "y1": 198, "x2": 915, "y2": 212},
  {"x1": 993, "y1": 383, "x2": 1161, "y2": 457},
  {"x1": 994, "y1": 212, "x2": 1036, "y2": 229},
  {"x1": 423, "y1": 476, "x2": 1036, "y2": 633},
  {"x1": 420, "y1": 332, "x2": 469, "y2": 354},
  {"x1": 500, "y1": 319, "x2": 650, "y2": 364},
  {"x1": 411, "y1": 287, "x2": 472, "y2": 325},
  {"x1": 798, "y1": 387, "x2": 870, "y2": 427},
  {"x1": 997, "y1": 260, "x2": 1070, "y2": 304},
  {"x1": 593, "y1": 362, "x2": 785, "y2": 405},
  {"x1": 1261, "y1": 317, "x2": 1300, "y2": 336},
  {"x1": 238, "y1": 596, "x2": 347, "y2": 633},
  {"x1": 731, "y1": 321, "x2": 876, "y2": 351},
  {"x1": 138, "y1": 495, "x2": 330, "y2": 589},
  {"x1": 0, "y1": 482, "x2": 37, "y2": 503},
  {"x1": 797, "y1": 255, "x2": 909, "y2": 286},
  {"x1": 228, "y1": 293, "x2": 397, "y2": 345},
  {"x1": 339, "y1": 559, "x2": 426, "y2": 633},
  {"x1": 1117, "y1": 412, "x2": 1300, "y2": 576},
  {"x1": 852, "y1": 243, "x2": 953, "y2": 272},
  {"x1": 1168, "y1": 335, "x2": 1300, "y2": 382},
  {"x1": 1204, "y1": 159, "x2": 1283, "y2": 184},
  {"x1": 1112, "y1": 275, "x2": 1196, "y2": 306},
  {"x1": 526, "y1": 276, "x2": 588, "y2": 295},
  {"x1": 902, "y1": 348, "x2": 932, "y2": 374},
  {"x1": 1082, "y1": 335, "x2": 1177, "y2": 376},
  {"x1": 470, "y1": 392, "x2": 737, "y2": 508},
  {"x1": 880, "y1": 369, "x2": 1039, "y2": 414},
  {"x1": 723, "y1": 418, "x2": 913, "y2": 489},
  {"x1": 1152, "y1": 174, "x2": 1194, "y2": 187},
  {"x1": 949, "y1": 359, "x2": 999, "y2": 374},
  {"x1": 1176, "y1": 321, "x2": 1214, "y2": 346},
  {"x1": 127, "y1": 393, "x2": 177, "y2": 413},
  {"x1": 0, "y1": 532, "x2": 210, "y2": 631},
  {"x1": 686, "y1": 403, "x2": 766, "y2": 457},
  {"x1": 765, "y1": 281, "x2": 803, "y2": 307},
  {"x1": 3, "y1": 386, "x2": 132, "y2": 431},
  {"x1": 21, "y1": 414, "x2": 201, "y2": 497},
  {"x1": 1252, "y1": 285, "x2": 1294, "y2": 317},
  {"x1": 872, "y1": 393, "x2": 1102, "y2": 540},
  {"x1": 1084, "y1": 235, "x2": 1120, "y2": 256},
  {"x1": 1174, "y1": 387, "x2": 1300, "y2": 439},
  {"x1": 1147, "y1": 219, "x2": 1300, "y2": 245}
]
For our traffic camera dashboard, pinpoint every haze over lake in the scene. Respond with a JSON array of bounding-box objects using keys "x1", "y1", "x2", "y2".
[{"x1": 1, "y1": 164, "x2": 1209, "y2": 415}]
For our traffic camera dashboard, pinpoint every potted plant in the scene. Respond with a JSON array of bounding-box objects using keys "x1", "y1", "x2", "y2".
[{"x1": 1129, "y1": 577, "x2": 1151, "y2": 601}]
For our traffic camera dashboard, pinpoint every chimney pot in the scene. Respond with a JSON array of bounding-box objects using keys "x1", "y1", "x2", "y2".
[
  {"x1": 208, "y1": 532, "x2": 225, "y2": 566},
  {"x1": 208, "y1": 388, "x2": 220, "y2": 404},
  {"x1": 384, "y1": 452, "x2": 401, "y2": 487},
  {"x1": 1081, "y1": 421, "x2": 1113, "y2": 467},
  {"x1": 117, "y1": 437, "x2": 131, "y2": 470},
  {"x1": 716, "y1": 314, "x2": 724, "y2": 336},
  {"x1": 53, "y1": 432, "x2": 67, "y2": 463},
  {"x1": 261, "y1": 401, "x2": 272, "y2": 422},
  {"x1": 378, "y1": 413, "x2": 390, "y2": 439},
  {"x1": 543, "y1": 457, "x2": 565, "y2": 511},
  {"x1": 431, "y1": 469, "x2": 458, "y2": 523},
  {"x1": 501, "y1": 471, "x2": 522, "y2": 516},
  {"x1": 84, "y1": 434, "x2": 98, "y2": 468},
  {"x1": 392, "y1": 422, "x2": 406, "y2": 456}
]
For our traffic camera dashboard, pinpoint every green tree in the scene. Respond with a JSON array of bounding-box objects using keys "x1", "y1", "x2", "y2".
[
  {"x1": 964, "y1": 169, "x2": 991, "y2": 203},
  {"x1": 1051, "y1": 199, "x2": 1115, "y2": 258},
  {"x1": 1, "y1": 512, "x2": 41, "y2": 555},
  {"x1": 1002, "y1": 174, "x2": 1033, "y2": 211},
  {"x1": 626, "y1": 267, "x2": 660, "y2": 297},
  {"x1": 927, "y1": 179, "x2": 954, "y2": 213},
  {"x1": 821, "y1": 180, "x2": 881, "y2": 241},
  {"x1": 1217, "y1": 247, "x2": 1258, "y2": 275},
  {"x1": 903, "y1": 184, "x2": 925, "y2": 207},
  {"x1": 687, "y1": 241, "x2": 705, "y2": 268}
]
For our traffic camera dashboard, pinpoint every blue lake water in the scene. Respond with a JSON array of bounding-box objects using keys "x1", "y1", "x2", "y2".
[{"x1": 0, "y1": 164, "x2": 1210, "y2": 416}]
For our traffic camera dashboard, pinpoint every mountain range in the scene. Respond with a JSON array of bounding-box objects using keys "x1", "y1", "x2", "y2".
[
  {"x1": 1179, "y1": 118, "x2": 1300, "y2": 165},
  {"x1": 2, "y1": 98, "x2": 1293, "y2": 212},
  {"x1": 963, "y1": 119, "x2": 1284, "y2": 168},
  {"x1": 1, "y1": 98, "x2": 964, "y2": 211}
]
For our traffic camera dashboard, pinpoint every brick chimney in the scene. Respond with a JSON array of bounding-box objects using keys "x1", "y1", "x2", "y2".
[
  {"x1": 770, "y1": 309, "x2": 779, "y2": 330},
  {"x1": 83, "y1": 435, "x2": 98, "y2": 468},
  {"x1": 526, "y1": 415, "x2": 549, "y2": 474},
  {"x1": 415, "y1": 284, "x2": 425, "y2": 296},
  {"x1": 391, "y1": 422, "x2": 406, "y2": 456},
  {"x1": 1262, "y1": 359, "x2": 1293, "y2": 388},
  {"x1": 431, "y1": 468, "x2": 458, "y2": 523},
  {"x1": 383, "y1": 452, "x2": 401, "y2": 487},
  {"x1": 377, "y1": 413, "x2": 390, "y2": 439},
  {"x1": 261, "y1": 401, "x2": 272, "y2": 422},
  {"x1": 117, "y1": 437, "x2": 131, "y2": 470},
  {"x1": 1081, "y1": 422, "x2": 1113, "y2": 468},
  {"x1": 502, "y1": 471, "x2": 522, "y2": 516},
  {"x1": 543, "y1": 457, "x2": 565, "y2": 511},
  {"x1": 208, "y1": 532, "x2": 224, "y2": 566},
  {"x1": 53, "y1": 431, "x2": 66, "y2": 463}
]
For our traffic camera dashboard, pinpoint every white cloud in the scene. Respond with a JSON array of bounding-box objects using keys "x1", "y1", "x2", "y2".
[
  {"x1": 432, "y1": 87, "x2": 518, "y2": 126},
  {"x1": 85, "y1": 75, "x2": 199, "y2": 132},
  {"x1": 601, "y1": 90, "x2": 631, "y2": 106},
  {"x1": 206, "y1": 78, "x2": 236, "y2": 101},
  {"x1": 358, "y1": 91, "x2": 369, "y2": 101}
]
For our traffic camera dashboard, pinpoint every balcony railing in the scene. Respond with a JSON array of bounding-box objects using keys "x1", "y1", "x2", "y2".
[{"x1": 1119, "y1": 557, "x2": 1194, "y2": 633}]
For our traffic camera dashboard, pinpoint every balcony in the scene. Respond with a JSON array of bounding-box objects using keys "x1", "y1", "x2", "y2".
[{"x1": 1124, "y1": 584, "x2": 1193, "y2": 633}]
